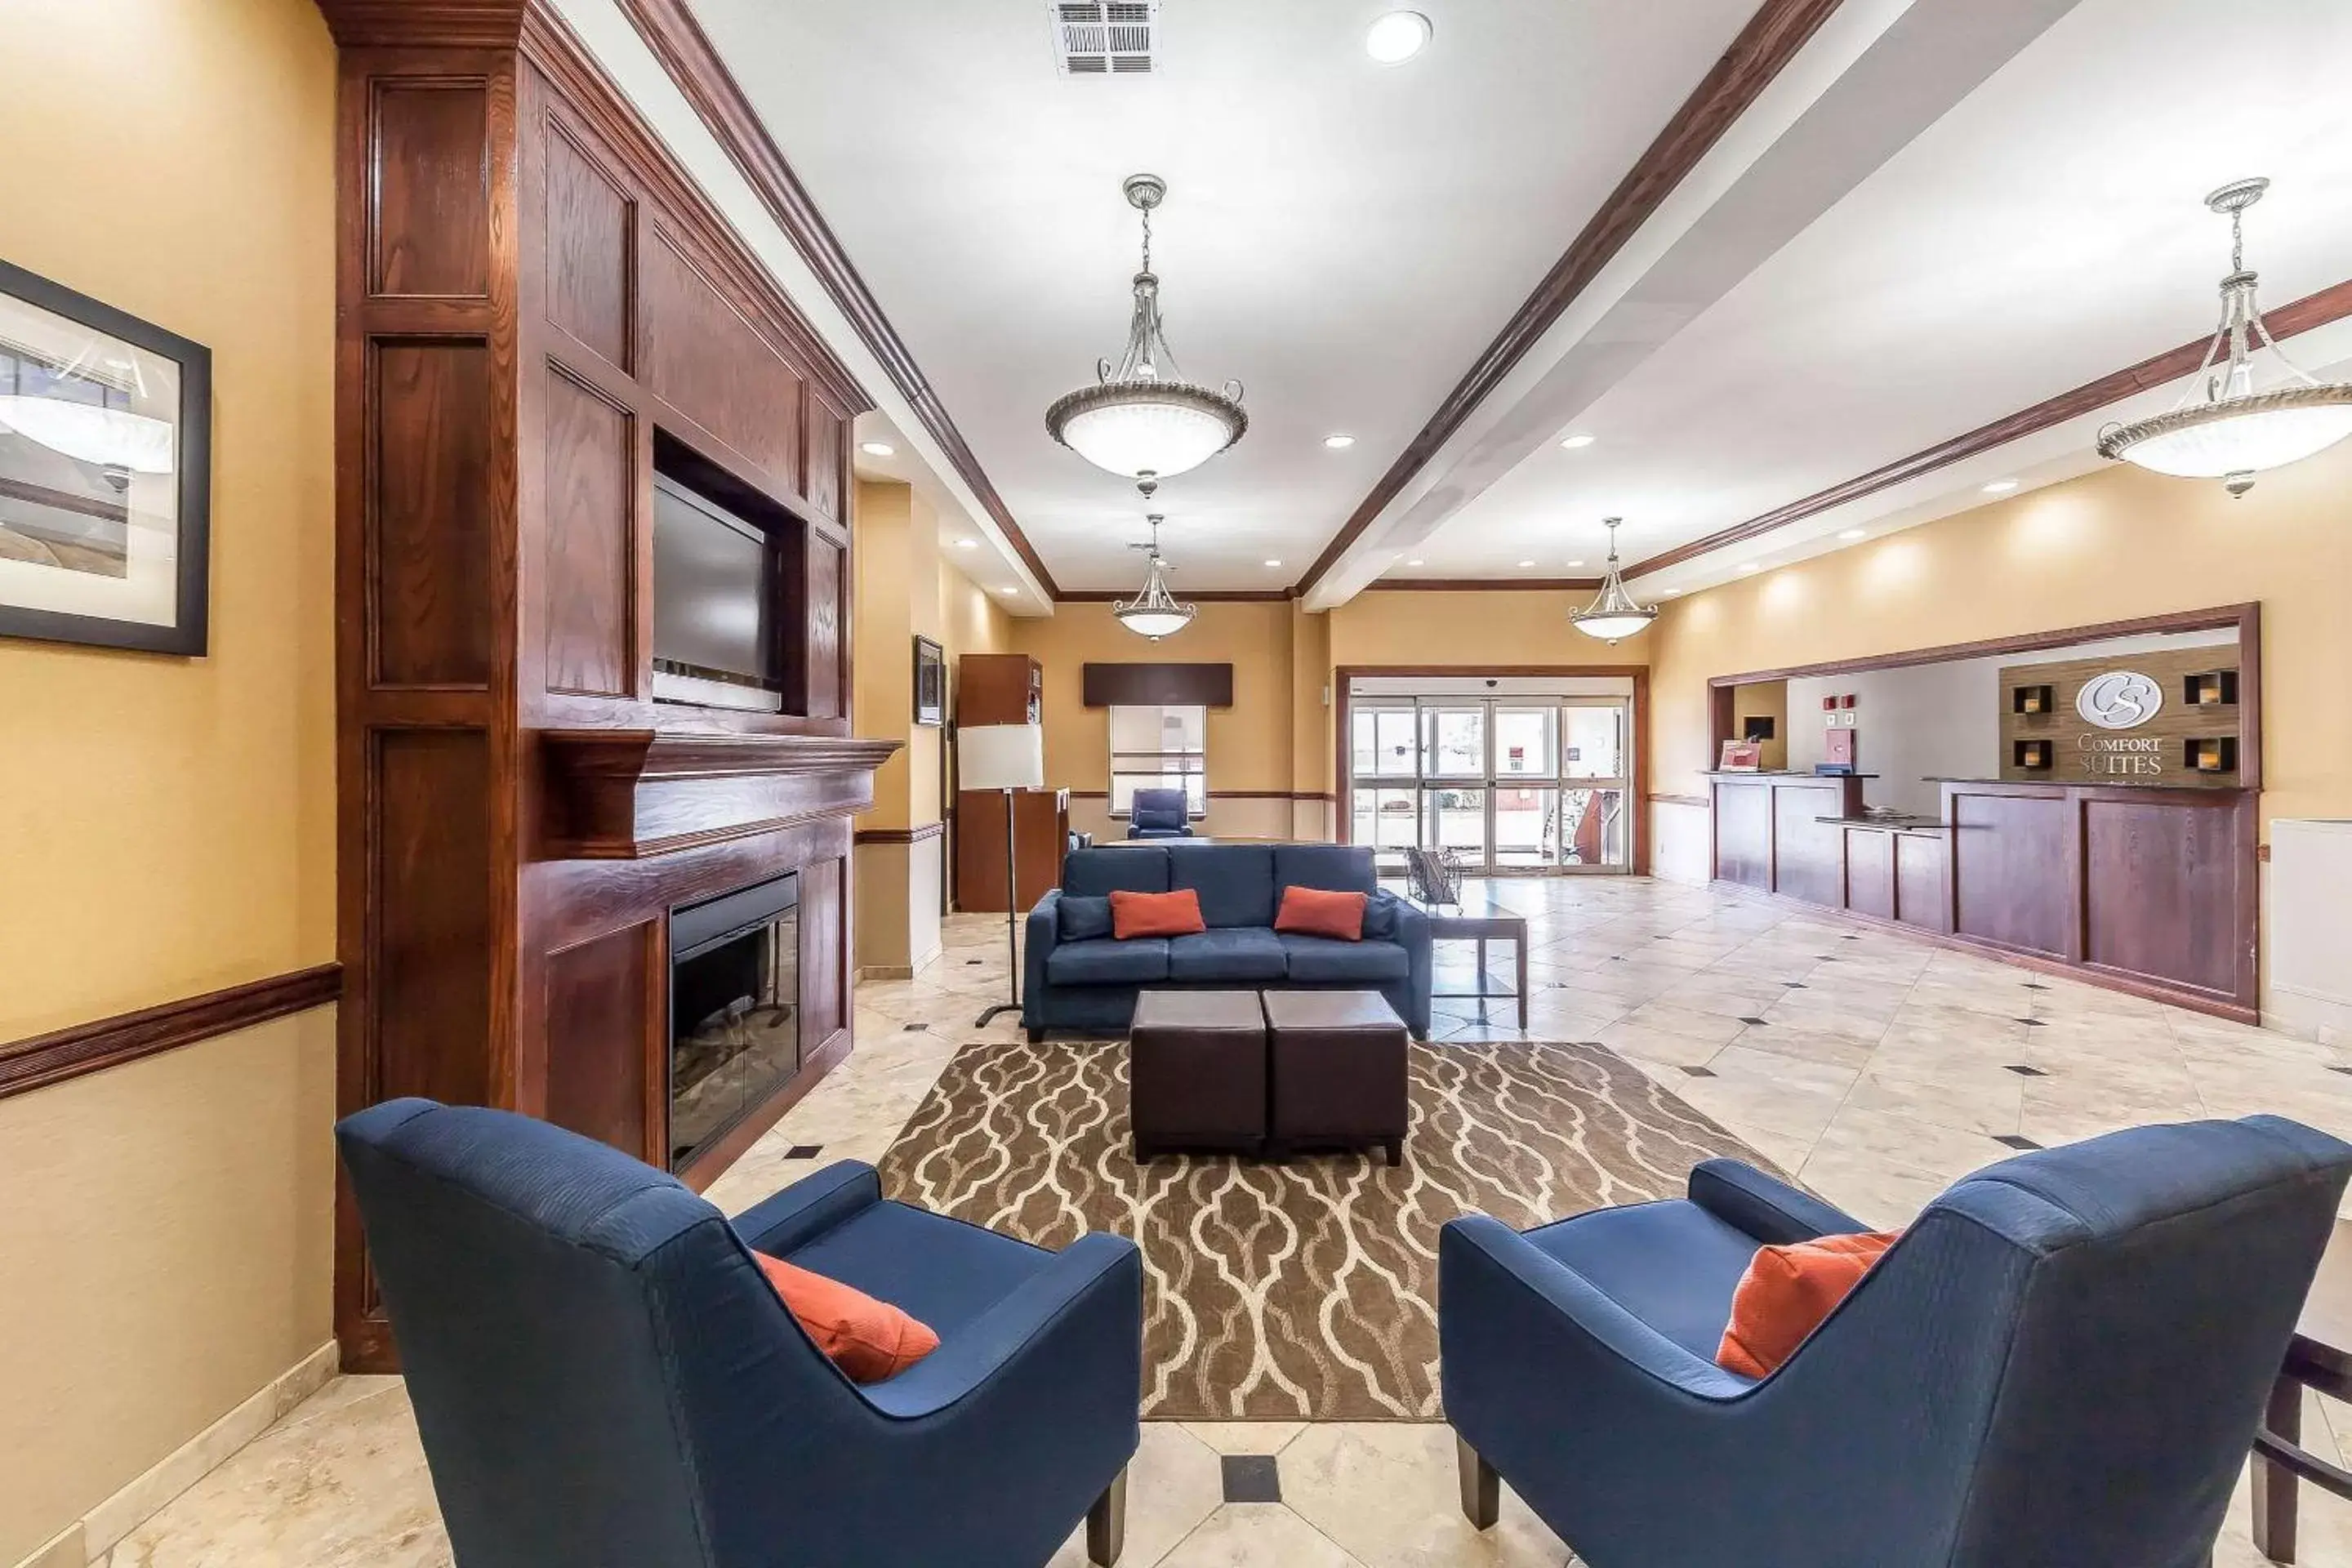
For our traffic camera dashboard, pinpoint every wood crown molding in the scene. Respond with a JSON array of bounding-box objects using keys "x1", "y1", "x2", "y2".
[
  {"x1": 855, "y1": 822, "x2": 947, "y2": 845},
  {"x1": 1629, "y1": 278, "x2": 2352, "y2": 578},
  {"x1": 313, "y1": 0, "x2": 524, "y2": 47},
  {"x1": 1295, "y1": 0, "x2": 1847, "y2": 597},
  {"x1": 1, "y1": 965, "x2": 341, "y2": 1102},
  {"x1": 610, "y1": 0, "x2": 1060, "y2": 595}
]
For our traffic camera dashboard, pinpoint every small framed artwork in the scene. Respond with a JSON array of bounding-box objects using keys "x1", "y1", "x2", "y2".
[
  {"x1": 1718, "y1": 739, "x2": 1763, "y2": 772},
  {"x1": 912, "y1": 635, "x2": 945, "y2": 727},
  {"x1": 0, "y1": 256, "x2": 212, "y2": 655}
]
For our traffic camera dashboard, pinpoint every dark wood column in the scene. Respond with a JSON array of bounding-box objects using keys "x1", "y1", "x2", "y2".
[{"x1": 318, "y1": 0, "x2": 889, "y2": 1371}]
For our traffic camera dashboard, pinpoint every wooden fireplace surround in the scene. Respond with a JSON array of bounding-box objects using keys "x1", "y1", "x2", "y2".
[{"x1": 321, "y1": 0, "x2": 898, "y2": 1370}]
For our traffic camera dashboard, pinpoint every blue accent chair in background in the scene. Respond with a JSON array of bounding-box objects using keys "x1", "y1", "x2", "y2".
[
  {"x1": 1441, "y1": 1116, "x2": 2352, "y2": 1568},
  {"x1": 1123, "y1": 786, "x2": 1194, "y2": 839},
  {"x1": 338, "y1": 1099, "x2": 1145, "y2": 1568}
]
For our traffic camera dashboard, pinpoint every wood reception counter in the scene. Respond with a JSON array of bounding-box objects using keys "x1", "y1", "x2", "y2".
[{"x1": 1707, "y1": 772, "x2": 2256, "y2": 1021}]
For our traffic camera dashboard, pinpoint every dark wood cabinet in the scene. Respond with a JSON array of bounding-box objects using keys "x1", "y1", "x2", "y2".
[
  {"x1": 957, "y1": 653, "x2": 1044, "y2": 727},
  {"x1": 956, "y1": 788, "x2": 1070, "y2": 914},
  {"x1": 1706, "y1": 772, "x2": 2252, "y2": 1020},
  {"x1": 327, "y1": 7, "x2": 895, "y2": 1372}
]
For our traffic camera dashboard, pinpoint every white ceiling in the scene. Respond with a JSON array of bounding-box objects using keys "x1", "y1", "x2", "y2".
[
  {"x1": 684, "y1": 0, "x2": 1758, "y2": 590},
  {"x1": 1398, "y1": 0, "x2": 2352, "y2": 593},
  {"x1": 671, "y1": 0, "x2": 2352, "y2": 603}
]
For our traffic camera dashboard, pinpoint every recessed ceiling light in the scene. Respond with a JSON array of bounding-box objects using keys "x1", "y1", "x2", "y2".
[
  {"x1": 1517, "y1": 559, "x2": 1535, "y2": 568},
  {"x1": 1839, "y1": 528, "x2": 1866, "y2": 541},
  {"x1": 859, "y1": 440, "x2": 895, "y2": 457},
  {"x1": 1663, "y1": 588, "x2": 1683, "y2": 596},
  {"x1": 1738, "y1": 562, "x2": 1762, "y2": 573},
  {"x1": 956, "y1": 537, "x2": 979, "y2": 549},
  {"x1": 1981, "y1": 478, "x2": 2020, "y2": 494},
  {"x1": 1323, "y1": 434, "x2": 1356, "y2": 449},
  {"x1": 1365, "y1": 10, "x2": 1432, "y2": 64},
  {"x1": 1406, "y1": 558, "x2": 1424, "y2": 567},
  {"x1": 1559, "y1": 433, "x2": 1597, "y2": 450},
  {"x1": 1264, "y1": 559, "x2": 1282, "y2": 568},
  {"x1": 1566, "y1": 559, "x2": 1585, "y2": 568},
  {"x1": 996, "y1": 586, "x2": 1016, "y2": 595}
]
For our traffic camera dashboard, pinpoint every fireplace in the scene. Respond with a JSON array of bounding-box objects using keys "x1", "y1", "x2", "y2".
[{"x1": 669, "y1": 872, "x2": 800, "y2": 1171}]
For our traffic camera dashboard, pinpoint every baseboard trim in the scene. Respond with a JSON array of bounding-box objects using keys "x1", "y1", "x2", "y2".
[{"x1": 62, "y1": 1338, "x2": 339, "y2": 1563}]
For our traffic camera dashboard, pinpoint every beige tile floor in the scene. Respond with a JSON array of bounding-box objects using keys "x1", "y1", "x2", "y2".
[{"x1": 107, "y1": 877, "x2": 2352, "y2": 1566}]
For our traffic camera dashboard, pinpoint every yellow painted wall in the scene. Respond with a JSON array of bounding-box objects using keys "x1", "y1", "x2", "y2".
[
  {"x1": 0, "y1": 0, "x2": 337, "y2": 1558},
  {"x1": 1328, "y1": 586, "x2": 1659, "y2": 671},
  {"x1": 1647, "y1": 448, "x2": 2352, "y2": 840},
  {"x1": 851, "y1": 479, "x2": 917, "y2": 832},
  {"x1": 1730, "y1": 679, "x2": 1789, "y2": 770},
  {"x1": 1011, "y1": 599, "x2": 1297, "y2": 794}
]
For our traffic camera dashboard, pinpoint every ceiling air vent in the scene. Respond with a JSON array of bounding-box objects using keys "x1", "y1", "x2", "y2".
[{"x1": 1052, "y1": 1, "x2": 1158, "y2": 75}]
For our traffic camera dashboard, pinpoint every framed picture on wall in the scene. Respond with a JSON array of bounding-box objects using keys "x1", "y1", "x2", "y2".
[
  {"x1": 0, "y1": 256, "x2": 212, "y2": 655},
  {"x1": 913, "y1": 635, "x2": 945, "y2": 727}
]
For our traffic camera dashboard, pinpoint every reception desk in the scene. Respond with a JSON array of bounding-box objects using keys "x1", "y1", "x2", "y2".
[{"x1": 1707, "y1": 772, "x2": 2256, "y2": 1020}]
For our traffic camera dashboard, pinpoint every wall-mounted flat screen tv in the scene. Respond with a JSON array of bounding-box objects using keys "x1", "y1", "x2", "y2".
[{"x1": 652, "y1": 473, "x2": 784, "y2": 712}]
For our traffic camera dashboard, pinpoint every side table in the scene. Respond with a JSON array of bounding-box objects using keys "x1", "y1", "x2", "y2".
[
  {"x1": 2254, "y1": 1217, "x2": 2352, "y2": 1562},
  {"x1": 1408, "y1": 894, "x2": 1529, "y2": 1029}
]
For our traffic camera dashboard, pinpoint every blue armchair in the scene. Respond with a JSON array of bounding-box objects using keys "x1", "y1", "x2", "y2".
[
  {"x1": 338, "y1": 1099, "x2": 1144, "y2": 1568},
  {"x1": 1124, "y1": 787, "x2": 1194, "y2": 839},
  {"x1": 1441, "y1": 1116, "x2": 2352, "y2": 1568}
]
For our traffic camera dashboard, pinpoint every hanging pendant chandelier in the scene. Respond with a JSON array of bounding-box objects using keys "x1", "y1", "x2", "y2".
[
  {"x1": 1111, "y1": 514, "x2": 1196, "y2": 641},
  {"x1": 1045, "y1": 174, "x2": 1246, "y2": 488},
  {"x1": 2097, "y1": 178, "x2": 2352, "y2": 498},
  {"x1": 1570, "y1": 518, "x2": 1655, "y2": 644}
]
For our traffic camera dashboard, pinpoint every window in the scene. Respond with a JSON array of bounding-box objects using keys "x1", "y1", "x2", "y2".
[{"x1": 1109, "y1": 703, "x2": 1206, "y2": 815}]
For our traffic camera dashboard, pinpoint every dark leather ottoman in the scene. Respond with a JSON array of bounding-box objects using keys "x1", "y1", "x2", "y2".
[
  {"x1": 1263, "y1": 989, "x2": 1410, "y2": 1165},
  {"x1": 1128, "y1": 990, "x2": 1267, "y2": 1160}
]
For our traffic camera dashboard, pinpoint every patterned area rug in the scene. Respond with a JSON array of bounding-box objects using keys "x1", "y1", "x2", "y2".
[{"x1": 876, "y1": 1036, "x2": 1768, "y2": 1420}]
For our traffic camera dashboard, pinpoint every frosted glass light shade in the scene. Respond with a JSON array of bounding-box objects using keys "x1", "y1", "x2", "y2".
[
  {"x1": 960, "y1": 724, "x2": 1044, "y2": 791},
  {"x1": 0, "y1": 395, "x2": 174, "y2": 473},
  {"x1": 1049, "y1": 383, "x2": 1244, "y2": 481},
  {"x1": 1570, "y1": 611, "x2": 1655, "y2": 643},
  {"x1": 2100, "y1": 388, "x2": 2352, "y2": 479},
  {"x1": 1114, "y1": 607, "x2": 1194, "y2": 639}
]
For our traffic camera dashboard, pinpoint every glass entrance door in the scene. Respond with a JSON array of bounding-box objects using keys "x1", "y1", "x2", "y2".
[{"x1": 1348, "y1": 693, "x2": 1633, "y2": 875}]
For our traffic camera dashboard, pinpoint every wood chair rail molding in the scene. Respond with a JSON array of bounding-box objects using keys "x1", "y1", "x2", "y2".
[
  {"x1": 1629, "y1": 279, "x2": 2352, "y2": 579},
  {"x1": 1294, "y1": 0, "x2": 1847, "y2": 597},
  {"x1": 609, "y1": 0, "x2": 1059, "y2": 596},
  {"x1": 0, "y1": 965, "x2": 342, "y2": 1102}
]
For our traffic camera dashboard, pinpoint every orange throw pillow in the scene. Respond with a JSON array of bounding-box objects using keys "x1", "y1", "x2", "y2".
[
  {"x1": 1275, "y1": 886, "x2": 1368, "y2": 942},
  {"x1": 755, "y1": 1252, "x2": 940, "y2": 1383},
  {"x1": 1110, "y1": 887, "x2": 1207, "y2": 938},
  {"x1": 1715, "y1": 1230, "x2": 1899, "y2": 1379}
]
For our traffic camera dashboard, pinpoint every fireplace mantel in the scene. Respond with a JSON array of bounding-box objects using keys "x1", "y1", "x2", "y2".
[{"x1": 541, "y1": 729, "x2": 903, "y2": 860}]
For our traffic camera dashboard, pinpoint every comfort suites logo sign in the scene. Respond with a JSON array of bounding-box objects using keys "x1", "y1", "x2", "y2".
[{"x1": 2074, "y1": 670, "x2": 2165, "y2": 778}]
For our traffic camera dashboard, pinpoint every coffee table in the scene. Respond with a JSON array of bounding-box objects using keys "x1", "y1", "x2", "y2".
[
  {"x1": 1406, "y1": 893, "x2": 1530, "y2": 1029},
  {"x1": 1127, "y1": 990, "x2": 1266, "y2": 1160},
  {"x1": 1262, "y1": 989, "x2": 1410, "y2": 1166},
  {"x1": 2252, "y1": 1218, "x2": 2352, "y2": 1562}
]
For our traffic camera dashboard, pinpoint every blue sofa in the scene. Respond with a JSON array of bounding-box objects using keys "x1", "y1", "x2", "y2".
[
  {"x1": 1441, "y1": 1116, "x2": 2352, "y2": 1568},
  {"x1": 1023, "y1": 842, "x2": 1432, "y2": 1037},
  {"x1": 1124, "y1": 786, "x2": 1195, "y2": 839},
  {"x1": 338, "y1": 1098, "x2": 1145, "y2": 1568}
]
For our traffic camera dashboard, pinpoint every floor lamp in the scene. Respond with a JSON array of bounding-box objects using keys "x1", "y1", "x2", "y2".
[{"x1": 960, "y1": 722, "x2": 1045, "y2": 1028}]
